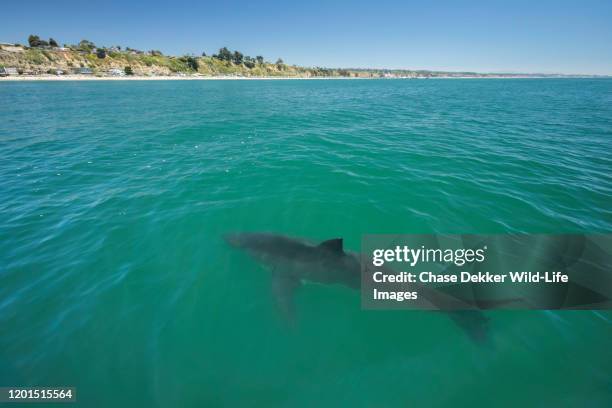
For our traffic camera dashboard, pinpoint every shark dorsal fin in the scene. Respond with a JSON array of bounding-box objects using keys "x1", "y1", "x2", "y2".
[{"x1": 319, "y1": 238, "x2": 344, "y2": 253}]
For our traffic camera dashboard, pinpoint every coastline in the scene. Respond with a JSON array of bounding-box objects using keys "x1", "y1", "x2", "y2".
[
  {"x1": 0, "y1": 74, "x2": 602, "y2": 82},
  {"x1": 0, "y1": 75, "x2": 351, "y2": 81}
]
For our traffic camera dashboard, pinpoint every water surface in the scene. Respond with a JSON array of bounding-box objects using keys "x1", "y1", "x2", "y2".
[{"x1": 1, "y1": 79, "x2": 611, "y2": 407}]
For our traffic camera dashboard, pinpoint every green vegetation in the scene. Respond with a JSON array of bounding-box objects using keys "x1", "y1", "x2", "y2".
[
  {"x1": 13, "y1": 37, "x2": 363, "y2": 77},
  {"x1": 4, "y1": 35, "x2": 427, "y2": 78},
  {"x1": 214, "y1": 47, "x2": 232, "y2": 62},
  {"x1": 6, "y1": 34, "x2": 592, "y2": 79},
  {"x1": 77, "y1": 40, "x2": 96, "y2": 52},
  {"x1": 24, "y1": 49, "x2": 46, "y2": 65},
  {"x1": 28, "y1": 35, "x2": 48, "y2": 47},
  {"x1": 180, "y1": 56, "x2": 199, "y2": 71}
]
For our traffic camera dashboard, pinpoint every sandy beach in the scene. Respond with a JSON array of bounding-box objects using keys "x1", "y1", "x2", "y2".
[
  {"x1": 0, "y1": 75, "x2": 364, "y2": 81},
  {"x1": 0, "y1": 74, "x2": 580, "y2": 82}
]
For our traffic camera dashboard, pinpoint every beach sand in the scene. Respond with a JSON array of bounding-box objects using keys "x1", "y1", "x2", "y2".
[{"x1": 0, "y1": 75, "x2": 359, "y2": 81}]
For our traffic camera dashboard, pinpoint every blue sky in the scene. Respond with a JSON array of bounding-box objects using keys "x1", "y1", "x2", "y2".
[{"x1": 2, "y1": 0, "x2": 611, "y2": 74}]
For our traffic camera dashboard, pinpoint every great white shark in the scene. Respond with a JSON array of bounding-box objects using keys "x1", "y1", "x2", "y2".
[{"x1": 224, "y1": 232, "x2": 491, "y2": 344}]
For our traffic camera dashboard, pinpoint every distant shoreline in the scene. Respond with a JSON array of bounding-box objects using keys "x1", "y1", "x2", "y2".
[
  {"x1": 3, "y1": 42, "x2": 609, "y2": 82},
  {"x1": 1, "y1": 74, "x2": 605, "y2": 82}
]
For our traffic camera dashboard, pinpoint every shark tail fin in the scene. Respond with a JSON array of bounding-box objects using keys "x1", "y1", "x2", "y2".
[{"x1": 447, "y1": 311, "x2": 492, "y2": 346}]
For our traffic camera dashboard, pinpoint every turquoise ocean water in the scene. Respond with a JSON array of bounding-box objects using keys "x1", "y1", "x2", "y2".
[{"x1": 1, "y1": 79, "x2": 611, "y2": 407}]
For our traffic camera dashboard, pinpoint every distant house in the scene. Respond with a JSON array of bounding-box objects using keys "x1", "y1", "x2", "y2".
[
  {"x1": 74, "y1": 67, "x2": 93, "y2": 75},
  {"x1": 109, "y1": 68, "x2": 125, "y2": 76},
  {"x1": 0, "y1": 67, "x2": 19, "y2": 76},
  {"x1": 0, "y1": 43, "x2": 24, "y2": 52}
]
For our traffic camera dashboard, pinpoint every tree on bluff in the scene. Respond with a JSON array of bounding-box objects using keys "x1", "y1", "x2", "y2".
[
  {"x1": 78, "y1": 40, "x2": 96, "y2": 52},
  {"x1": 214, "y1": 48, "x2": 271, "y2": 67},
  {"x1": 244, "y1": 56, "x2": 256, "y2": 69},
  {"x1": 180, "y1": 56, "x2": 199, "y2": 71},
  {"x1": 232, "y1": 51, "x2": 244, "y2": 65},
  {"x1": 215, "y1": 47, "x2": 232, "y2": 62},
  {"x1": 28, "y1": 35, "x2": 48, "y2": 48}
]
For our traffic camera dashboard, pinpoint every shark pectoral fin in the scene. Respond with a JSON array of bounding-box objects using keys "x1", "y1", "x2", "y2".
[{"x1": 271, "y1": 272, "x2": 301, "y2": 324}]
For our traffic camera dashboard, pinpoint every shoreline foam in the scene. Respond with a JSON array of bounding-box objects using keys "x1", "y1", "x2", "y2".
[{"x1": 0, "y1": 74, "x2": 602, "y2": 82}]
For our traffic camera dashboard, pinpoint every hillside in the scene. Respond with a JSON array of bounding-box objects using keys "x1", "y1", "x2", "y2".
[
  {"x1": 0, "y1": 42, "x2": 373, "y2": 78},
  {"x1": 1, "y1": 38, "x2": 599, "y2": 79}
]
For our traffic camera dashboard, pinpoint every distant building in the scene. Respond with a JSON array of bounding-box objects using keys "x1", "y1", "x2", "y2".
[
  {"x1": 109, "y1": 68, "x2": 125, "y2": 76},
  {"x1": 74, "y1": 67, "x2": 93, "y2": 75},
  {"x1": 0, "y1": 67, "x2": 19, "y2": 76},
  {"x1": 0, "y1": 43, "x2": 24, "y2": 52}
]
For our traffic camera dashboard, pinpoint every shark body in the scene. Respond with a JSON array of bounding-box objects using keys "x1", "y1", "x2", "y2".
[
  {"x1": 225, "y1": 232, "x2": 491, "y2": 344},
  {"x1": 225, "y1": 233, "x2": 360, "y2": 317}
]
